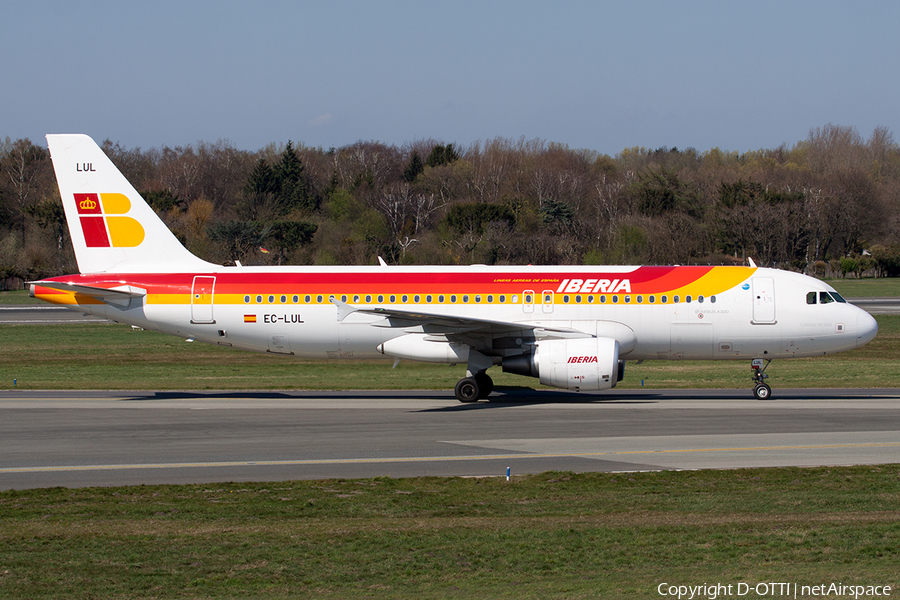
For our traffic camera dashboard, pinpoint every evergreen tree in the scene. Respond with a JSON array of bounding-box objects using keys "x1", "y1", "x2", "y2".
[
  {"x1": 403, "y1": 150, "x2": 424, "y2": 182},
  {"x1": 275, "y1": 141, "x2": 317, "y2": 212},
  {"x1": 425, "y1": 143, "x2": 460, "y2": 168},
  {"x1": 244, "y1": 158, "x2": 277, "y2": 197}
]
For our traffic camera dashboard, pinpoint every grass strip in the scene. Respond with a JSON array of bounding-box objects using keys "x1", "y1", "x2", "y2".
[
  {"x1": 1, "y1": 316, "x2": 898, "y2": 390},
  {"x1": 1, "y1": 466, "x2": 899, "y2": 599}
]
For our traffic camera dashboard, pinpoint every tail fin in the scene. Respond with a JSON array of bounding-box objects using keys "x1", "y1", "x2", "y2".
[{"x1": 46, "y1": 134, "x2": 217, "y2": 273}]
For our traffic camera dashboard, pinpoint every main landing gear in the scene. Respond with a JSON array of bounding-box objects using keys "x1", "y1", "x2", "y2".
[
  {"x1": 751, "y1": 358, "x2": 772, "y2": 400},
  {"x1": 454, "y1": 372, "x2": 494, "y2": 402}
]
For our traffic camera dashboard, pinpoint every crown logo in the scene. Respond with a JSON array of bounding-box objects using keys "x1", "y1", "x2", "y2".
[{"x1": 79, "y1": 197, "x2": 97, "y2": 210}]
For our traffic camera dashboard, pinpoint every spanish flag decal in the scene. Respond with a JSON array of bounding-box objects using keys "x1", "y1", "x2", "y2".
[
  {"x1": 244, "y1": 315, "x2": 257, "y2": 323},
  {"x1": 75, "y1": 193, "x2": 145, "y2": 248}
]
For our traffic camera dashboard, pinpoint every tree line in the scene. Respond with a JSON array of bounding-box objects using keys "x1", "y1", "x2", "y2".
[{"x1": 2, "y1": 123, "x2": 900, "y2": 289}]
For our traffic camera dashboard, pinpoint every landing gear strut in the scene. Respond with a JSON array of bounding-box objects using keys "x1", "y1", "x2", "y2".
[
  {"x1": 751, "y1": 358, "x2": 772, "y2": 400},
  {"x1": 454, "y1": 372, "x2": 494, "y2": 402}
]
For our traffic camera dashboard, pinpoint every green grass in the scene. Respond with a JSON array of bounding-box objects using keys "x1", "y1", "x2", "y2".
[
  {"x1": 826, "y1": 277, "x2": 900, "y2": 297},
  {"x1": 1, "y1": 316, "x2": 898, "y2": 391},
  {"x1": 0, "y1": 290, "x2": 40, "y2": 305},
  {"x1": 1, "y1": 467, "x2": 898, "y2": 599}
]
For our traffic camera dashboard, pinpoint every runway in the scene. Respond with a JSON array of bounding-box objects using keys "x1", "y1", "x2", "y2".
[{"x1": 1, "y1": 388, "x2": 899, "y2": 490}]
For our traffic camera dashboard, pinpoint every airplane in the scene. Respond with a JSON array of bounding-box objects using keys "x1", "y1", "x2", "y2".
[{"x1": 29, "y1": 134, "x2": 879, "y2": 402}]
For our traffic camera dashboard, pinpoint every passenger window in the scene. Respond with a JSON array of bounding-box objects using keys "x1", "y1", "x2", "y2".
[
  {"x1": 820, "y1": 291, "x2": 834, "y2": 304},
  {"x1": 807, "y1": 292, "x2": 817, "y2": 304}
]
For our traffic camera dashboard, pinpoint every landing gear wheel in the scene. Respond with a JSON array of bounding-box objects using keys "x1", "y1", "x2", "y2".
[
  {"x1": 455, "y1": 377, "x2": 480, "y2": 403},
  {"x1": 753, "y1": 383, "x2": 772, "y2": 400},
  {"x1": 750, "y1": 359, "x2": 772, "y2": 401},
  {"x1": 474, "y1": 373, "x2": 493, "y2": 398}
]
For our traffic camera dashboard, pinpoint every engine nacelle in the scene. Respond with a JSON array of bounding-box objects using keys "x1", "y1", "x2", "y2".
[{"x1": 503, "y1": 337, "x2": 621, "y2": 391}]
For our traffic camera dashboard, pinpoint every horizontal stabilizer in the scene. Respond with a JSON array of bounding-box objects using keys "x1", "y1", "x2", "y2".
[{"x1": 29, "y1": 280, "x2": 146, "y2": 309}]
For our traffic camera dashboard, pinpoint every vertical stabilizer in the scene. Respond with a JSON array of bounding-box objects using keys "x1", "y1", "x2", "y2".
[{"x1": 46, "y1": 134, "x2": 217, "y2": 273}]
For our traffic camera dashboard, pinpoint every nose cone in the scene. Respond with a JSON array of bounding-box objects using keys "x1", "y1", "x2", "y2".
[{"x1": 856, "y1": 309, "x2": 878, "y2": 347}]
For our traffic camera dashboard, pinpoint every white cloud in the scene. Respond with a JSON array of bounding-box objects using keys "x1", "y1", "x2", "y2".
[{"x1": 309, "y1": 113, "x2": 333, "y2": 127}]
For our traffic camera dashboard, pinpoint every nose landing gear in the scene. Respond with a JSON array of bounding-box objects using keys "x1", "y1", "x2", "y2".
[{"x1": 751, "y1": 358, "x2": 772, "y2": 400}]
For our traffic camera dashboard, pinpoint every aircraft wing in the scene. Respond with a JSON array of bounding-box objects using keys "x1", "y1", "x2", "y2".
[{"x1": 332, "y1": 300, "x2": 592, "y2": 339}]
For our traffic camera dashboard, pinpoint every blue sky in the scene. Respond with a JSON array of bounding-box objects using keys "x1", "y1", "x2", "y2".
[{"x1": 3, "y1": 1, "x2": 897, "y2": 154}]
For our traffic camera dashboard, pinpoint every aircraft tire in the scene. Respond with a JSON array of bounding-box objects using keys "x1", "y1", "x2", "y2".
[
  {"x1": 455, "y1": 377, "x2": 481, "y2": 403},
  {"x1": 753, "y1": 383, "x2": 773, "y2": 400},
  {"x1": 474, "y1": 373, "x2": 493, "y2": 398}
]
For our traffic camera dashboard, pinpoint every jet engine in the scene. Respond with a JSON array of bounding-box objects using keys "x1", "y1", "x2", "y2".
[{"x1": 503, "y1": 337, "x2": 622, "y2": 391}]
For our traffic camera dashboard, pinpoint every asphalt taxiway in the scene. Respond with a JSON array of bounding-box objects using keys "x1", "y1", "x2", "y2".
[{"x1": 1, "y1": 388, "x2": 898, "y2": 489}]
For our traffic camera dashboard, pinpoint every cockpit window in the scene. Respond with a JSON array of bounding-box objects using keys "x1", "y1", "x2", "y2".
[
  {"x1": 830, "y1": 291, "x2": 847, "y2": 303},
  {"x1": 807, "y1": 291, "x2": 817, "y2": 304},
  {"x1": 819, "y1": 291, "x2": 835, "y2": 304}
]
